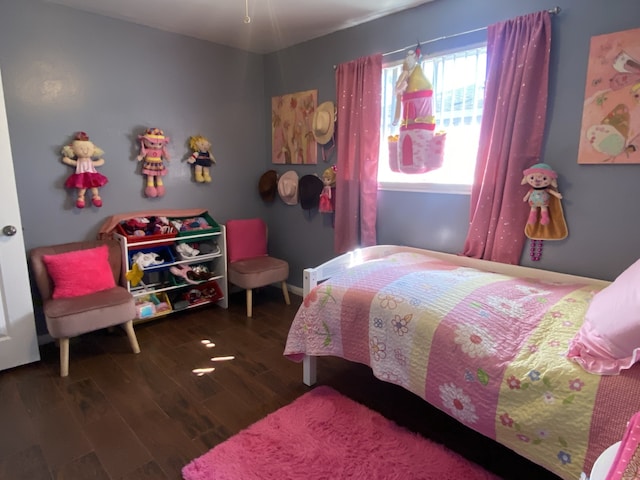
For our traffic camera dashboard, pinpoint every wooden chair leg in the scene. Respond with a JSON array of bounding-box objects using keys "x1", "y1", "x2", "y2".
[
  {"x1": 246, "y1": 288, "x2": 253, "y2": 317},
  {"x1": 59, "y1": 337, "x2": 70, "y2": 377},
  {"x1": 281, "y1": 281, "x2": 291, "y2": 305},
  {"x1": 123, "y1": 320, "x2": 141, "y2": 354}
]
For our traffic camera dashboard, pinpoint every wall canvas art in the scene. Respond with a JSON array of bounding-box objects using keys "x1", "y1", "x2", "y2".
[
  {"x1": 578, "y1": 27, "x2": 640, "y2": 164},
  {"x1": 272, "y1": 89, "x2": 317, "y2": 164}
]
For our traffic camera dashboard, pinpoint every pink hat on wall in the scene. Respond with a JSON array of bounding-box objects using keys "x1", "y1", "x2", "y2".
[{"x1": 277, "y1": 170, "x2": 299, "y2": 205}]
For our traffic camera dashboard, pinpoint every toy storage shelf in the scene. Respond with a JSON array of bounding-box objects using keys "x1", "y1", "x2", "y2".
[{"x1": 113, "y1": 225, "x2": 228, "y2": 323}]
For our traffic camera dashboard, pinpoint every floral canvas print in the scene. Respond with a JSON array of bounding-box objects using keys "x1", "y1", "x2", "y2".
[
  {"x1": 578, "y1": 27, "x2": 640, "y2": 164},
  {"x1": 272, "y1": 89, "x2": 317, "y2": 164}
]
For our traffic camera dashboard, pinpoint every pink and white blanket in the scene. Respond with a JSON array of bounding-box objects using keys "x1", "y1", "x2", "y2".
[{"x1": 284, "y1": 251, "x2": 640, "y2": 480}]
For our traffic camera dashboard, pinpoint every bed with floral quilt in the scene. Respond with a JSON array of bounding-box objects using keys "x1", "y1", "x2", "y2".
[{"x1": 284, "y1": 245, "x2": 640, "y2": 480}]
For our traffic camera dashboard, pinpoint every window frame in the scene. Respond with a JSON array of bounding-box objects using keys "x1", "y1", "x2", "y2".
[{"x1": 377, "y1": 42, "x2": 488, "y2": 195}]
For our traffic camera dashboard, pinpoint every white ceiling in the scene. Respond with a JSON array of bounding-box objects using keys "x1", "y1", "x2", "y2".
[{"x1": 45, "y1": 0, "x2": 435, "y2": 54}]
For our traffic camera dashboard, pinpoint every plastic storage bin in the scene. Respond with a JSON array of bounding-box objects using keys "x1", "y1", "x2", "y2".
[
  {"x1": 128, "y1": 245, "x2": 175, "y2": 272},
  {"x1": 168, "y1": 212, "x2": 221, "y2": 237},
  {"x1": 134, "y1": 291, "x2": 172, "y2": 319},
  {"x1": 116, "y1": 221, "x2": 177, "y2": 246}
]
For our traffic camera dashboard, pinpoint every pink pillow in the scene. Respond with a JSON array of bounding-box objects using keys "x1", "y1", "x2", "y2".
[
  {"x1": 567, "y1": 258, "x2": 640, "y2": 374},
  {"x1": 226, "y1": 219, "x2": 268, "y2": 263},
  {"x1": 42, "y1": 245, "x2": 116, "y2": 299}
]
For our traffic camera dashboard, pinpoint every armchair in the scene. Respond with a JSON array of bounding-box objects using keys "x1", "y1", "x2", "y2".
[
  {"x1": 226, "y1": 218, "x2": 290, "y2": 317},
  {"x1": 29, "y1": 239, "x2": 140, "y2": 377}
]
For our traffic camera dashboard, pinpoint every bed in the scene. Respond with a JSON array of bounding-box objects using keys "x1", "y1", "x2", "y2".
[{"x1": 283, "y1": 245, "x2": 640, "y2": 480}]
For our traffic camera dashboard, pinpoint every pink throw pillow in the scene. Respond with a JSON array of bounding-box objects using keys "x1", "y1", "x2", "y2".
[
  {"x1": 567, "y1": 258, "x2": 640, "y2": 374},
  {"x1": 226, "y1": 219, "x2": 268, "y2": 263},
  {"x1": 42, "y1": 245, "x2": 116, "y2": 299}
]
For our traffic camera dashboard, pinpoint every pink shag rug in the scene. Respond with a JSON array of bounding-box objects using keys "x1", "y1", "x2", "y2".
[{"x1": 182, "y1": 386, "x2": 499, "y2": 480}]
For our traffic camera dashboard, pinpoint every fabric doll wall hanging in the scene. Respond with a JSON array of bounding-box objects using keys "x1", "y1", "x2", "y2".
[
  {"x1": 521, "y1": 162, "x2": 568, "y2": 260},
  {"x1": 61, "y1": 131, "x2": 108, "y2": 208},
  {"x1": 319, "y1": 165, "x2": 336, "y2": 213},
  {"x1": 187, "y1": 135, "x2": 216, "y2": 183},
  {"x1": 136, "y1": 127, "x2": 170, "y2": 197},
  {"x1": 389, "y1": 43, "x2": 446, "y2": 174}
]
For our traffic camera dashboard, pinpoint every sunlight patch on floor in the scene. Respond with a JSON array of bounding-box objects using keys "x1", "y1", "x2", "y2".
[{"x1": 210, "y1": 356, "x2": 235, "y2": 362}]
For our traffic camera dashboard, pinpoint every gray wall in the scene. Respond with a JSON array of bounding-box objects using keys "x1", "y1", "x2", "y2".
[
  {"x1": 3, "y1": 0, "x2": 640, "y2": 302},
  {"x1": 0, "y1": 0, "x2": 267, "y2": 252},
  {"x1": 264, "y1": 0, "x2": 640, "y2": 285}
]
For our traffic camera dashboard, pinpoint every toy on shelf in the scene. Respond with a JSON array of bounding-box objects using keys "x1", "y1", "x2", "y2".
[
  {"x1": 170, "y1": 216, "x2": 214, "y2": 234},
  {"x1": 176, "y1": 243, "x2": 199, "y2": 259},
  {"x1": 187, "y1": 135, "x2": 216, "y2": 183},
  {"x1": 136, "y1": 127, "x2": 170, "y2": 197},
  {"x1": 118, "y1": 216, "x2": 174, "y2": 238},
  {"x1": 126, "y1": 263, "x2": 144, "y2": 287},
  {"x1": 170, "y1": 264, "x2": 216, "y2": 284},
  {"x1": 131, "y1": 251, "x2": 165, "y2": 269},
  {"x1": 134, "y1": 292, "x2": 172, "y2": 319},
  {"x1": 319, "y1": 165, "x2": 336, "y2": 213},
  {"x1": 183, "y1": 280, "x2": 223, "y2": 306},
  {"x1": 61, "y1": 132, "x2": 109, "y2": 208}
]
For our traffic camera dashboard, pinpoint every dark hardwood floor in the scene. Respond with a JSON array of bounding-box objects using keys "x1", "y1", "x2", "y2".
[{"x1": 0, "y1": 287, "x2": 561, "y2": 480}]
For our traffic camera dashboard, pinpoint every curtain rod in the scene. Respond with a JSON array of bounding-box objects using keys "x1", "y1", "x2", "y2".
[{"x1": 382, "y1": 6, "x2": 561, "y2": 57}]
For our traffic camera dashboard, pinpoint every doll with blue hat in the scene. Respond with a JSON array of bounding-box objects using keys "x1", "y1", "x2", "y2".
[
  {"x1": 521, "y1": 162, "x2": 568, "y2": 261},
  {"x1": 522, "y1": 162, "x2": 563, "y2": 225}
]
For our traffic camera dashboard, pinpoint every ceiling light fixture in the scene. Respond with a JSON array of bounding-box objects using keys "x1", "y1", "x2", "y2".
[{"x1": 243, "y1": 0, "x2": 251, "y2": 24}]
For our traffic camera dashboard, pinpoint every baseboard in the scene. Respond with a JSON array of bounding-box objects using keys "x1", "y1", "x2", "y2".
[
  {"x1": 287, "y1": 284, "x2": 303, "y2": 297},
  {"x1": 36, "y1": 285, "x2": 303, "y2": 345},
  {"x1": 228, "y1": 282, "x2": 302, "y2": 298}
]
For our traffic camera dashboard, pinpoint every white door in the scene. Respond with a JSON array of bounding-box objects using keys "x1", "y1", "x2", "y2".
[{"x1": 0, "y1": 67, "x2": 40, "y2": 370}]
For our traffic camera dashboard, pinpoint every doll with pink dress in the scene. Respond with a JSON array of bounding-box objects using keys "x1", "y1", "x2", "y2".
[
  {"x1": 137, "y1": 127, "x2": 170, "y2": 197},
  {"x1": 61, "y1": 131, "x2": 109, "y2": 208},
  {"x1": 319, "y1": 165, "x2": 336, "y2": 213}
]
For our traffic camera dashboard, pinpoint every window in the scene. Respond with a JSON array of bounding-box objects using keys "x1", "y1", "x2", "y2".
[{"x1": 378, "y1": 45, "x2": 487, "y2": 193}]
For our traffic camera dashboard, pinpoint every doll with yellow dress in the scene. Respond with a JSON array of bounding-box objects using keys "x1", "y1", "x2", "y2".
[{"x1": 187, "y1": 135, "x2": 216, "y2": 183}]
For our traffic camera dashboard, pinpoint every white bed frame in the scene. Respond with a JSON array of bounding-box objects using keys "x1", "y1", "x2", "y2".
[{"x1": 301, "y1": 245, "x2": 610, "y2": 386}]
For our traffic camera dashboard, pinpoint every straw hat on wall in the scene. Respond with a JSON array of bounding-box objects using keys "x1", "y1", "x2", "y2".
[{"x1": 312, "y1": 101, "x2": 335, "y2": 145}]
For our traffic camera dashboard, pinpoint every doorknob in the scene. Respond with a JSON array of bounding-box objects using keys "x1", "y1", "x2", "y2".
[{"x1": 2, "y1": 225, "x2": 17, "y2": 236}]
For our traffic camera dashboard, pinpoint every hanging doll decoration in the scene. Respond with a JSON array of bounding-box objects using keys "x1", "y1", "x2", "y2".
[
  {"x1": 390, "y1": 43, "x2": 446, "y2": 174},
  {"x1": 521, "y1": 162, "x2": 568, "y2": 261},
  {"x1": 136, "y1": 127, "x2": 170, "y2": 197},
  {"x1": 187, "y1": 135, "x2": 216, "y2": 183},
  {"x1": 61, "y1": 131, "x2": 109, "y2": 208},
  {"x1": 319, "y1": 165, "x2": 336, "y2": 213}
]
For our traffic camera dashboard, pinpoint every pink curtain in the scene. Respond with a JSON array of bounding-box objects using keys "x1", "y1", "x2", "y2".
[
  {"x1": 334, "y1": 54, "x2": 382, "y2": 254},
  {"x1": 462, "y1": 11, "x2": 551, "y2": 264}
]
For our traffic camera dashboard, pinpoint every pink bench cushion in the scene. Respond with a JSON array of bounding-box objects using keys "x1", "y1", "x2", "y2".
[
  {"x1": 226, "y1": 219, "x2": 268, "y2": 263},
  {"x1": 228, "y1": 256, "x2": 288, "y2": 290},
  {"x1": 43, "y1": 286, "x2": 135, "y2": 338}
]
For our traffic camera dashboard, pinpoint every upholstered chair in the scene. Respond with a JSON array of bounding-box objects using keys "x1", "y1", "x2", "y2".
[
  {"x1": 226, "y1": 218, "x2": 290, "y2": 317},
  {"x1": 29, "y1": 239, "x2": 140, "y2": 377}
]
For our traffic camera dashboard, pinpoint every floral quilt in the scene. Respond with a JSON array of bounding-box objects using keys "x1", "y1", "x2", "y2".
[{"x1": 284, "y1": 251, "x2": 640, "y2": 480}]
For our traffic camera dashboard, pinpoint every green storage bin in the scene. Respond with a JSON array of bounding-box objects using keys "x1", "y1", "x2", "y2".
[{"x1": 168, "y1": 212, "x2": 220, "y2": 237}]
